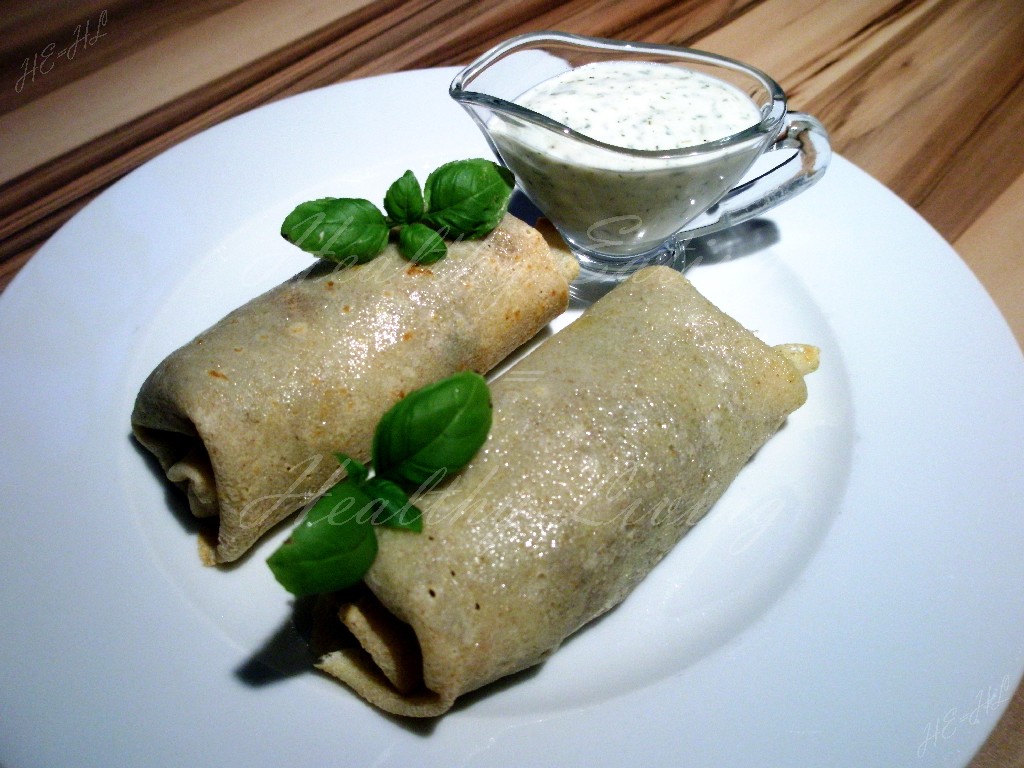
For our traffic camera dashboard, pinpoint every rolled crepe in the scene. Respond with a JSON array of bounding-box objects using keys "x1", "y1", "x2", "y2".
[
  {"x1": 131, "y1": 215, "x2": 578, "y2": 563},
  {"x1": 316, "y1": 265, "x2": 818, "y2": 716}
]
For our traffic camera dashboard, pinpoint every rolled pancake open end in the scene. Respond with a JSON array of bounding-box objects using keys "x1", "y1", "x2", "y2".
[
  {"x1": 316, "y1": 265, "x2": 817, "y2": 717},
  {"x1": 131, "y1": 215, "x2": 578, "y2": 563}
]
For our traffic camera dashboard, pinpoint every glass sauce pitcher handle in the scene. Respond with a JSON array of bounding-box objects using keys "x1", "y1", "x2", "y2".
[{"x1": 678, "y1": 112, "x2": 832, "y2": 242}]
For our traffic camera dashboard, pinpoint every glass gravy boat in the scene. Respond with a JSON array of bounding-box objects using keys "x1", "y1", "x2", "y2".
[{"x1": 450, "y1": 32, "x2": 831, "y2": 277}]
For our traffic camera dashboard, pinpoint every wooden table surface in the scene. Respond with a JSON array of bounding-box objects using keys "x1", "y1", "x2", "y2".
[{"x1": 1, "y1": 1, "x2": 1021, "y2": 764}]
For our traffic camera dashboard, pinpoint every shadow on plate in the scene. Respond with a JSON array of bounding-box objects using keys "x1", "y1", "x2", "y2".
[
  {"x1": 569, "y1": 218, "x2": 782, "y2": 306},
  {"x1": 235, "y1": 581, "x2": 628, "y2": 733}
]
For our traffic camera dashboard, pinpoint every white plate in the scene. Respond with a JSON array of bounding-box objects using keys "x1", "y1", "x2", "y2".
[{"x1": 2, "y1": 68, "x2": 1023, "y2": 768}]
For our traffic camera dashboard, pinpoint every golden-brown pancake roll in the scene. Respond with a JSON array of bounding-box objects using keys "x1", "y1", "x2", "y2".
[
  {"x1": 316, "y1": 265, "x2": 817, "y2": 716},
  {"x1": 131, "y1": 215, "x2": 578, "y2": 563}
]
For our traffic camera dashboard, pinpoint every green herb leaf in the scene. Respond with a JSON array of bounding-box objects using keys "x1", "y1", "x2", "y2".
[
  {"x1": 383, "y1": 170, "x2": 424, "y2": 225},
  {"x1": 266, "y1": 480, "x2": 378, "y2": 596},
  {"x1": 372, "y1": 371, "x2": 492, "y2": 487},
  {"x1": 280, "y1": 197, "x2": 389, "y2": 264},
  {"x1": 280, "y1": 160, "x2": 515, "y2": 269},
  {"x1": 333, "y1": 452, "x2": 369, "y2": 484},
  {"x1": 267, "y1": 353, "x2": 494, "y2": 596},
  {"x1": 422, "y1": 159, "x2": 514, "y2": 239},
  {"x1": 398, "y1": 222, "x2": 448, "y2": 264},
  {"x1": 362, "y1": 476, "x2": 423, "y2": 532}
]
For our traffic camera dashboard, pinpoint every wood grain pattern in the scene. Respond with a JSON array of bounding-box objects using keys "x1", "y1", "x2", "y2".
[
  {"x1": 3, "y1": 1, "x2": 1021, "y2": 304},
  {"x1": 955, "y1": 168, "x2": 1024, "y2": 343},
  {"x1": 0, "y1": 1, "x2": 1022, "y2": 761},
  {"x1": 0, "y1": 0, "x2": 381, "y2": 269},
  {"x1": 4, "y1": 1, "x2": 1022, "y2": 310}
]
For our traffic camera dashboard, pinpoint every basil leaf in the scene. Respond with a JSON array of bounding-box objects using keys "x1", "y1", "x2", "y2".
[
  {"x1": 362, "y1": 477, "x2": 423, "y2": 532},
  {"x1": 333, "y1": 452, "x2": 368, "y2": 485},
  {"x1": 280, "y1": 197, "x2": 389, "y2": 264},
  {"x1": 372, "y1": 371, "x2": 492, "y2": 487},
  {"x1": 383, "y1": 170, "x2": 424, "y2": 225},
  {"x1": 422, "y1": 159, "x2": 514, "y2": 239},
  {"x1": 266, "y1": 480, "x2": 378, "y2": 596},
  {"x1": 398, "y1": 222, "x2": 447, "y2": 264}
]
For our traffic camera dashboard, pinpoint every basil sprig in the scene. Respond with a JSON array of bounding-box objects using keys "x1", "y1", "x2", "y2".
[
  {"x1": 398, "y1": 222, "x2": 447, "y2": 265},
  {"x1": 372, "y1": 369, "x2": 494, "y2": 487},
  {"x1": 422, "y1": 159, "x2": 515, "y2": 239},
  {"x1": 266, "y1": 371, "x2": 492, "y2": 597},
  {"x1": 383, "y1": 169, "x2": 424, "y2": 225},
  {"x1": 280, "y1": 197, "x2": 389, "y2": 265},
  {"x1": 263, "y1": 476, "x2": 380, "y2": 598},
  {"x1": 280, "y1": 159, "x2": 514, "y2": 266}
]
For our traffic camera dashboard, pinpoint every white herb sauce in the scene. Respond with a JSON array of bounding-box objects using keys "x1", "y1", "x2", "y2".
[
  {"x1": 515, "y1": 61, "x2": 761, "y2": 152},
  {"x1": 488, "y1": 60, "x2": 769, "y2": 256}
]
